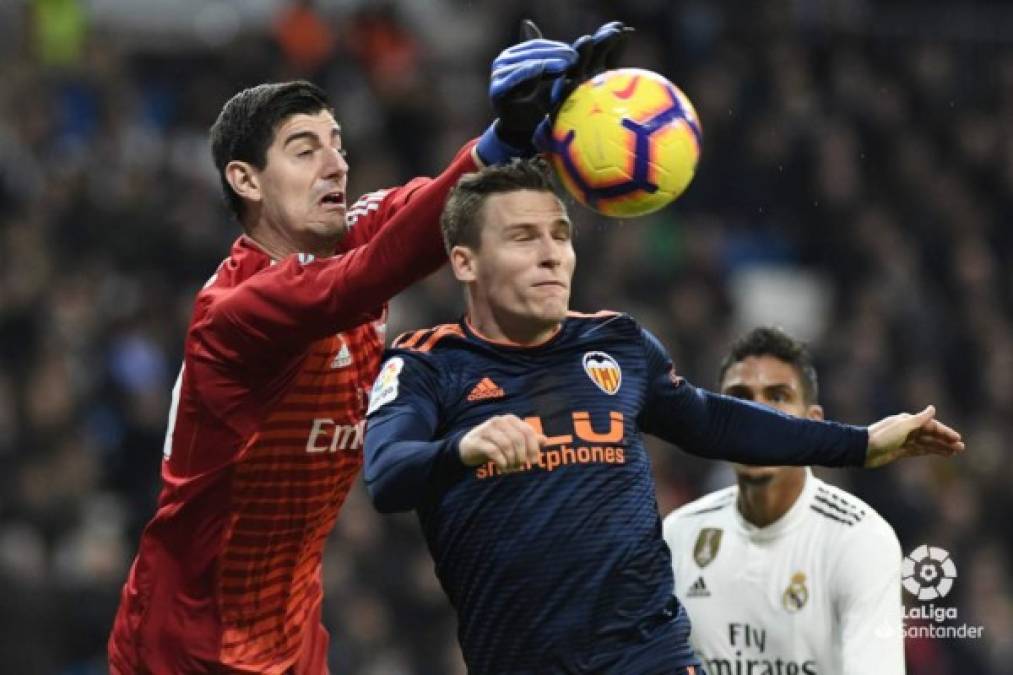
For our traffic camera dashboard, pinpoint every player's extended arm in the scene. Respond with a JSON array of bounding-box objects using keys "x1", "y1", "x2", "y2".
[
  {"x1": 644, "y1": 377, "x2": 870, "y2": 466},
  {"x1": 638, "y1": 330, "x2": 868, "y2": 466},
  {"x1": 834, "y1": 522, "x2": 906, "y2": 674},
  {"x1": 639, "y1": 330, "x2": 964, "y2": 467},
  {"x1": 203, "y1": 142, "x2": 477, "y2": 357}
]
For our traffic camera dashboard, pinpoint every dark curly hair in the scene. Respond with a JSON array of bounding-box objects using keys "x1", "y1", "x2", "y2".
[{"x1": 718, "y1": 326, "x2": 819, "y2": 404}]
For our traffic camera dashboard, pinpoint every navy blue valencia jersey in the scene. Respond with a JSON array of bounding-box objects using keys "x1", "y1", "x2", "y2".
[{"x1": 364, "y1": 312, "x2": 867, "y2": 674}]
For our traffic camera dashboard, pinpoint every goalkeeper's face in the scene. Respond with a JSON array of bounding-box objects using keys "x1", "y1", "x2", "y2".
[
  {"x1": 721, "y1": 354, "x2": 823, "y2": 483},
  {"x1": 238, "y1": 110, "x2": 349, "y2": 256},
  {"x1": 457, "y1": 189, "x2": 575, "y2": 330}
]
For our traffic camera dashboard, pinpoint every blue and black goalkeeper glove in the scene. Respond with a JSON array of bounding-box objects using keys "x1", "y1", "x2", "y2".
[
  {"x1": 476, "y1": 21, "x2": 577, "y2": 165},
  {"x1": 534, "y1": 21, "x2": 634, "y2": 152}
]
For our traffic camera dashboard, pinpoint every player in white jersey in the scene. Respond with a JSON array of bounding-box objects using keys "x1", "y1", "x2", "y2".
[{"x1": 663, "y1": 326, "x2": 905, "y2": 675}]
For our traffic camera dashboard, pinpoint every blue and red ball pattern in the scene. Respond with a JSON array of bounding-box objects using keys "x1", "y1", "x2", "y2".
[{"x1": 546, "y1": 68, "x2": 702, "y2": 218}]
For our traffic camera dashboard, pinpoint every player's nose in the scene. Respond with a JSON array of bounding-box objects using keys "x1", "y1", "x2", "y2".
[
  {"x1": 321, "y1": 146, "x2": 348, "y2": 180},
  {"x1": 537, "y1": 237, "x2": 563, "y2": 268}
]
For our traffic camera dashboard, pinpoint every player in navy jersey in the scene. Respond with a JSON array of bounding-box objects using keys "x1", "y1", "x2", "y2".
[
  {"x1": 363, "y1": 158, "x2": 964, "y2": 674},
  {"x1": 107, "y1": 21, "x2": 639, "y2": 672}
]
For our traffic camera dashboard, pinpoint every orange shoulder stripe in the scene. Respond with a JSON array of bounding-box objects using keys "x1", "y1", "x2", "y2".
[
  {"x1": 392, "y1": 329, "x2": 430, "y2": 349},
  {"x1": 392, "y1": 324, "x2": 464, "y2": 352},
  {"x1": 415, "y1": 324, "x2": 464, "y2": 352}
]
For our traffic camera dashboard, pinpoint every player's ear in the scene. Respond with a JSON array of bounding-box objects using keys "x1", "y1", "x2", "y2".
[
  {"x1": 806, "y1": 404, "x2": 824, "y2": 421},
  {"x1": 225, "y1": 160, "x2": 262, "y2": 205},
  {"x1": 450, "y1": 245, "x2": 478, "y2": 282}
]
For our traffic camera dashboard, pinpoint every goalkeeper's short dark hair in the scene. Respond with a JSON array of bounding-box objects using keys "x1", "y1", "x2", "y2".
[
  {"x1": 210, "y1": 80, "x2": 332, "y2": 221},
  {"x1": 718, "y1": 326, "x2": 819, "y2": 404},
  {"x1": 441, "y1": 157, "x2": 559, "y2": 253}
]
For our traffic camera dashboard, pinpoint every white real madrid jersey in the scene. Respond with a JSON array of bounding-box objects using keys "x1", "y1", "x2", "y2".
[{"x1": 662, "y1": 470, "x2": 905, "y2": 675}]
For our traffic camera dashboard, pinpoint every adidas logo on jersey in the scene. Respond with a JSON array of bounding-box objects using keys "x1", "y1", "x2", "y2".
[
  {"x1": 330, "y1": 340, "x2": 352, "y2": 369},
  {"x1": 468, "y1": 377, "x2": 505, "y2": 402},
  {"x1": 687, "y1": 576, "x2": 711, "y2": 598}
]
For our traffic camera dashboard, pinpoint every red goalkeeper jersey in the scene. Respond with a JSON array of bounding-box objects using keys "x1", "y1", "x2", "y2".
[{"x1": 109, "y1": 142, "x2": 478, "y2": 674}]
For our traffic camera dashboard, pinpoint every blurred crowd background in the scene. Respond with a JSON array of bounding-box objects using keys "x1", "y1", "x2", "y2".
[{"x1": 1, "y1": 0, "x2": 1011, "y2": 673}]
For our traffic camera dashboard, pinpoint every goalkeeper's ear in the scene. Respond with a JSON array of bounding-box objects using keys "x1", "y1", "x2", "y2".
[{"x1": 225, "y1": 160, "x2": 262, "y2": 208}]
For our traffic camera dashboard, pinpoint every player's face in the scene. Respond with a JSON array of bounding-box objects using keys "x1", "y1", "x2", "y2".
[
  {"x1": 457, "y1": 190, "x2": 575, "y2": 331},
  {"x1": 246, "y1": 110, "x2": 349, "y2": 255},
  {"x1": 720, "y1": 354, "x2": 823, "y2": 483}
]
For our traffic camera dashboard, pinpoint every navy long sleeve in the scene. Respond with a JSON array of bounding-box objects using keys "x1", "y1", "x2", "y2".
[
  {"x1": 637, "y1": 329, "x2": 869, "y2": 467},
  {"x1": 363, "y1": 352, "x2": 467, "y2": 512}
]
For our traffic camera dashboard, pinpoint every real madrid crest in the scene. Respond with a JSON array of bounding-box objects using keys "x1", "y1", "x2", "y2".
[
  {"x1": 693, "y1": 528, "x2": 723, "y2": 568},
  {"x1": 782, "y1": 571, "x2": 809, "y2": 612},
  {"x1": 582, "y1": 351, "x2": 622, "y2": 395}
]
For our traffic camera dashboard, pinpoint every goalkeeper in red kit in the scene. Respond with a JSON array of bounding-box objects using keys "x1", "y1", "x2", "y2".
[{"x1": 107, "y1": 23, "x2": 629, "y2": 674}]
